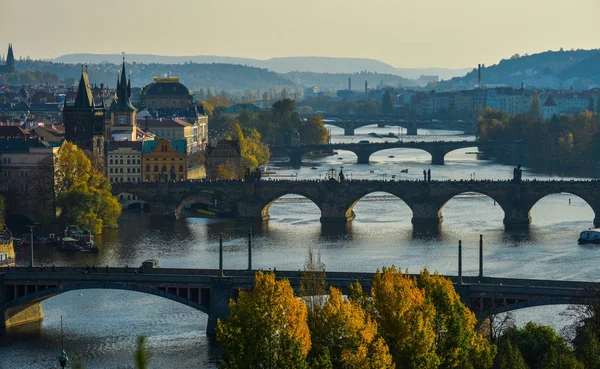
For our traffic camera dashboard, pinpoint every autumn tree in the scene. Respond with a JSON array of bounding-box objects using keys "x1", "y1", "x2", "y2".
[
  {"x1": 54, "y1": 142, "x2": 121, "y2": 234},
  {"x1": 370, "y1": 266, "x2": 439, "y2": 369},
  {"x1": 216, "y1": 271, "x2": 310, "y2": 369},
  {"x1": 300, "y1": 116, "x2": 329, "y2": 145},
  {"x1": 313, "y1": 287, "x2": 394, "y2": 369},
  {"x1": 417, "y1": 270, "x2": 495, "y2": 369},
  {"x1": 135, "y1": 335, "x2": 150, "y2": 369}
]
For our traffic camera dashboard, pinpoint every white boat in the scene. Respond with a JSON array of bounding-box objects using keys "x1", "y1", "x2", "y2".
[{"x1": 578, "y1": 229, "x2": 600, "y2": 244}]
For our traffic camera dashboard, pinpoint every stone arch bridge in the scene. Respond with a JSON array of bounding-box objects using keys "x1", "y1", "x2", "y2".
[
  {"x1": 113, "y1": 179, "x2": 600, "y2": 228},
  {"x1": 270, "y1": 141, "x2": 502, "y2": 166},
  {"x1": 321, "y1": 117, "x2": 476, "y2": 136},
  {"x1": 2, "y1": 268, "x2": 598, "y2": 334}
]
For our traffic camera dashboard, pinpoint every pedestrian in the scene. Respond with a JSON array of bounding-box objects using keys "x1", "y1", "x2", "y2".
[
  {"x1": 423, "y1": 170, "x2": 427, "y2": 181},
  {"x1": 427, "y1": 169, "x2": 431, "y2": 182}
]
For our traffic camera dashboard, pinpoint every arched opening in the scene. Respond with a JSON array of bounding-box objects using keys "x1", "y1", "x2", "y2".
[
  {"x1": 263, "y1": 193, "x2": 321, "y2": 222},
  {"x1": 347, "y1": 191, "x2": 412, "y2": 225},
  {"x1": 440, "y1": 192, "x2": 505, "y2": 231},
  {"x1": 177, "y1": 191, "x2": 233, "y2": 218},
  {"x1": 444, "y1": 146, "x2": 482, "y2": 164},
  {"x1": 330, "y1": 149, "x2": 357, "y2": 164},
  {"x1": 5, "y1": 214, "x2": 33, "y2": 233},
  {"x1": 368, "y1": 148, "x2": 432, "y2": 164},
  {"x1": 530, "y1": 193, "x2": 595, "y2": 228}
]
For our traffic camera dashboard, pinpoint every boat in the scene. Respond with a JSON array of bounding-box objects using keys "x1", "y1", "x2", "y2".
[
  {"x1": 311, "y1": 166, "x2": 318, "y2": 170},
  {"x1": 370, "y1": 170, "x2": 375, "y2": 173},
  {"x1": 400, "y1": 169, "x2": 409, "y2": 173},
  {"x1": 368, "y1": 132, "x2": 382, "y2": 138},
  {"x1": 388, "y1": 155, "x2": 395, "y2": 158},
  {"x1": 391, "y1": 175, "x2": 397, "y2": 179},
  {"x1": 196, "y1": 209, "x2": 217, "y2": 217},
  {"x1": 58, "y1": 237, "x2": 84, "y2": 251},
  {"x1": 337, "y1": 157, "x2": 343, "y2": 160},
  {"x1": 387, "y1": 133, "x2": 398, "y2": 138},
  {"x1": 578, "y1": 229, "x2": 600, "y2": 244},
  {"x1": 64, "y1": 225, "x2": 94, "y2": 247}
]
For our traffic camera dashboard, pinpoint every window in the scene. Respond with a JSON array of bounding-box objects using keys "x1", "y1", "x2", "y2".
[
  {"x1": 137, "y1": 159, "x2": 141, "y2": 164},
  {"x1": 146, "y1": 165, "x2": 150, "y2": 172},
  {"x1": 120, "y1": 159, "x2": 123, "y2": 164},
  {"x1": 127, "y1": 168, "x2": 131, "y2": 173},
  {"x1": 137, "y1": 168, "x2": 141, "y2": 173},
  {"x1": 127, "y1": 177, "x2": 131, "y2": 182},
  {"x1": 179, "y1": 165, "x2": 183, "y2": 172},
  {"x1": 127, "y1": 159, "x2": 130, "y2": 165},
  {"x1": 109, "y1": 168, "x2": 113, "y2": 173},
  {"x1": 120, "y1": 168, "x2": 123, "y2": 173},
  {"x1": 161, "y1": 165, "x2": 167, "y2": 172},
  {"x1": 154, "y1": 165, "x2": 159, "y2": 172},
  {"x1": 109, "y1": 159, "x2": 113, "y2": 164}
]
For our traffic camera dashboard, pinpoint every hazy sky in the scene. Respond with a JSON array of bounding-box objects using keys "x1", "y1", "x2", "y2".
[{"x1": 1, "y1": 0, "x2": 598, "y2": 68}]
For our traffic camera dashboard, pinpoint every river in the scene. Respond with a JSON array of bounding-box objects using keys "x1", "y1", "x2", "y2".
[{"x1": 1, "y1": 125, "x2": 598, "y2": 368}]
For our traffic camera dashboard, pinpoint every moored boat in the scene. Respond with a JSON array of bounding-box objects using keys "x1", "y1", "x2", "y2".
[{"x1": 578, "y1": 229, "x2": 600, "y2": 244}]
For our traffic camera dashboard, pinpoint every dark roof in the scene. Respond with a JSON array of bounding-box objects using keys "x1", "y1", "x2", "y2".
[
  {"x1": 142, "y1": 139, "x2": 187, "y2": 154},
  {"x1": 0, "y1": 125, "x2": 30, "y2": 138},
  {"x1": 107, "y1": 141, "x2": 142, "y2": 151},
  {"x1": 0, "y1": 137, "x2": 53, "y2": 153},
  {"x1": 143, "y1": 79, "x2": 191, "y2": 98},
  {"x1": 543, "y1": 95, "x2": 557, "y2": 107},
  {"x1": 143, "y1": 118, "x2": 191, "y2": 127},
  {"x1": 73, "y1": 72, "x2": 94, "y2": 109},
  {"x1": 207, "y1": 139, "x2": 241, "y2": 155},
  {"x1": 114, "y1": 60, "x2": 136, "y2": 112},
  {"x1": 29, "y1": 103, "x2": 61, "y2": 112}
]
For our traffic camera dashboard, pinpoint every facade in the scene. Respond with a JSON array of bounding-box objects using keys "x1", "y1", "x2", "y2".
[
  {"x1": 142, "y1": 139, "x2": 187, "y2": 181},
  {"x1": 106, "y1": 141, "x2": 142, "y2": 183},
  {"x1": 63, "y1": 70, "x2": 106, "y2": 160},
  {"x1": 0, "y1": 137, "x2": 58, "y2": 222},
  {"x1": 140, "y1": 119, "x2": 197, "y2": 152},
  {"x1": 542, "y1": 95, "x2": 559, "y2": 120},
  {"x1": 205, "y1": 139, "x2": 241, "y2": 179},
  {"x1": 108, "y1": 59, "x2": 137, "y2": 142},
  {"x1": 0, "y1": 44, "x2": 15, "y2": 74}
]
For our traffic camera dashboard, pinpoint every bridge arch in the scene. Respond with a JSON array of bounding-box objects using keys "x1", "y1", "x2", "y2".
[
  {"x1": 344, "y1": 191, "x2": 413, "y2": 223},
  {"x1": 261, "y1": 192, "x2": 322, "y2": 221},
  {"x1": 529, "y1": 192, "x2": 598, "y2": 227},
  {"x1": 365, "y1": 147, "x2": 432, "y2": 164},
  {"x1": 439, "y1": 191, "x2": 506, "y2": 226},
  {"x1": 6, "y1": 283, "x2": 209, "y2": 314}
]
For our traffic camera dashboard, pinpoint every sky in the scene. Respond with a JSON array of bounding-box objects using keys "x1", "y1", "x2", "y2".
[{"x1": 1, "y1": 0, "x2": 599, "y2": 69}]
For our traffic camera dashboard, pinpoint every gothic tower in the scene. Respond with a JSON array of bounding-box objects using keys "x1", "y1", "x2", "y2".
[
  {"x1": 109, "y1": 57, "x2": 137, "y2": 141},
  {"x1": 0, "y1": 44, "x2": 15, "y2": 74},
  {"x1": 63, "y1": 67, "x2": 106, "y2": 160}
]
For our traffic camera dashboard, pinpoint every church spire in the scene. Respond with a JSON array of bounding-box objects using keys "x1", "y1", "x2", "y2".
[
  {"x1": 73, "y1": 66, "x2": 94, "y2": 109},
  {"x1": 6, "y1": 44, "x2": 14, "y2": 69},
  {"x1": 114, "y1": 54, "x2": 136, "y2": 112}
]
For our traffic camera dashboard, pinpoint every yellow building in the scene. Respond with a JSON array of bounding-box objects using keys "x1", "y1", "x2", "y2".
[
  {"x1": 141, "y1": 139, "x2": 187, "y2": 181},
  {"x1": 141, "y1": 119, "x2": 196, "y2": 153}
]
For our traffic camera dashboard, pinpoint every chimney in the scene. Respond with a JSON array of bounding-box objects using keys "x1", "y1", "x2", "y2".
[
  {"x1": 100, "y1": 83, "x2": 104, "y2": 90},
  {"x1": 365, "y1": 81, "x2": 368, "y2": 95},
  {"x1": 348, "y1": 78, "x2": 352, "y2": 91},
  {"x1": 477, "y1": 64, "x2": 482, "y2": 88}
]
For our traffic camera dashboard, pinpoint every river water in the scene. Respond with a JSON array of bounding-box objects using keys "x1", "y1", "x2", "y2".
[{"x1": 1, "y1": 125, "x2": 598, "y2": 368}]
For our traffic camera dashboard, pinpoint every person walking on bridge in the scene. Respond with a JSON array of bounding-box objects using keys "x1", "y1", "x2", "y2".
[
  {"x1": 423, "y1": 170, "x2": 427, "y2": 181},
  {"x1": 427, "y1": 169, "x2": 431, "y2": 182}
]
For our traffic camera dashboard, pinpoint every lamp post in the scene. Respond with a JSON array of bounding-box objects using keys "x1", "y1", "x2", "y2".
[
  {"x1": 28, "y1": 224, "x2": 34, "y2": 267},
  {"x1": 57, "y1": 316, "x2": 68, "y2": 368}
]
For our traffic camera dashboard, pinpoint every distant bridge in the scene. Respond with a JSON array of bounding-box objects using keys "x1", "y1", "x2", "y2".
[
  {"x1": 2, "y1": 267, "x2": 598, "y2": 334},
  {"x1": 269, "y1": 140, "x2": 498, "y2": 166},
  {"x1": 320, "y1": 116, "x2": 476, "y2": 136},
  {"x1": 113, "y1": 179, "x2": 600, "y2": 228}
]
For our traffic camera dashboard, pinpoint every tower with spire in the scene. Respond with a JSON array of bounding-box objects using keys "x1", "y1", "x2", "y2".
[
  {"x1": 63, "y1": 65, "x2": 106, "y2": 160},
  {"x1": 109, "y1": 55, "x2": 137, "y2": 141},
  {"x1": 0, "y1": 44, "x2": 15, "y2": 74}
]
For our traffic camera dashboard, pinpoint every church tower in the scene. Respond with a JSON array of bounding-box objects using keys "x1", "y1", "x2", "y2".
[
  {"x1": 63, "y1": 67, "x2": 106, "y2": 160},
  {"x1": 6, "y1": 44, "x2": 14, "y2": 72},
  {"x1": 110, "y1": 56, "x2": 137, "y2": 141}
]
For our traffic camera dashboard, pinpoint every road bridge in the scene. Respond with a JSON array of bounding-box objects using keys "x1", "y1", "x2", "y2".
[
  {"x1": 2, "y1": 267, "x2": 598, "y2": 334},
  {"x1": 320, "y1": 116, "x2": 476, "y2": 136},
  {"x1": 113, "y1": 179, "x2": 600, "y2": 228},
  {"x1": 270, "y1": 140, "x2": 493, "y2": 166}
]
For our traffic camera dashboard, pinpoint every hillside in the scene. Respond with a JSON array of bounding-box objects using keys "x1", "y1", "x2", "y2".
[
  {"x1": 52, "y1": 53, "x2": 469, "y2": 79},
  {"x1": 435, "y1": 49, "x2": 600, "y2": 91},
  {"x1": 282, "y1": 71, "x2": 419, "y2": 90}
]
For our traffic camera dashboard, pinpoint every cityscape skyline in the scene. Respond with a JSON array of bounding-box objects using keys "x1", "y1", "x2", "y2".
[{"x1": 1, "y1": 0, "x2": 599, "y2": 69}]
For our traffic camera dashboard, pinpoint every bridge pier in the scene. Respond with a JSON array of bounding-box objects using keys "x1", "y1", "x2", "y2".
[
  {"x1": 320, "y1": 202, "x2": 355, "y2": 223},
  {"x1": 411, "y1": 203, "x2": 443, "y2": 225},
  {"x1": 595, "y1": 216, "x2": 600, "y2": 228},
  {"x1": 406, "y1": 124, "x2": 418, "y2": 136},
  {"x1": 503, "y1": 205, "x2": 531, "y2": 228},
  {"x1": 207, "y1": 277, "x2": 234, "y2": 335},
  {"x1": 355, "y1": 151, "x2": 371, "y2": 165},
  {"x1": 288, "y1": 150, "x2": 303, "y2": 168},
  {"x1": 430, "y1": 149, "x2": 445, "y2": 165},
  {"x1": 151, "y1": 201, "x2": 178, "y2": 219},
  {"x1": 344, "y1": 126, "x2": 355, "y2": 136},
  {"x1": 377, "y1": 123, "x2": 386, "y2": 128},
  {"x1": 236, "y1": 201, "x2": 270, "y2": 222}
]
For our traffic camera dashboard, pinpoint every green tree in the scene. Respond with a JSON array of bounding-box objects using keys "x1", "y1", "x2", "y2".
[
  {"x1": 300, "y1": 116, "x2": 329, "y2": 145},
  {"x1": 574, "y1": 325, "x2": 600, "y2": 369},
  {"x1": 135, "y1": 335, "x2": 150, "y2": 369},
  {"x1": 216, "y1": 271, "x2": 310, "y2": 369},
  {"x1": 498, "y1": 340, "x2": 529, "y2": 369},
  {"x1": 528, "y1": 91, "x2": 542, "y2": 120},
  {"x1": 382, "y1": 90, "x2": 394, "y2": 115}
]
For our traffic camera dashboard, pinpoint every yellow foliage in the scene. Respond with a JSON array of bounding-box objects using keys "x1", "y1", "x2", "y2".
[{"x1": 216, "y1": 271, "x2": 311, "y2": 368}]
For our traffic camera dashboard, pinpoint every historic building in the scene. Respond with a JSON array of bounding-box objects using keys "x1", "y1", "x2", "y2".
[
  {"x1": 106, "y1": 141, "x2": 142, "y2": 183},
  {"x1": 0, "y1": 44, "x2": 15, "y2": 74},
  {"x1": 108, "y1": 59, "x2": 137, "y2": 141},
  {"x1": 140, "y1": 118, "x2": 196, "y2": 153},
  {"x1": 63, "y1": 69, "x2": 106, "y2": 160},
  {"x1": 205, "y1": 139, "x2": 241, "y2": 179},
  {"x1": 139, "y1": 76, "x2": 208, "y2": 151},
  {"x1": 141, "y1": 139, "x2": 187, "y2": 181}
]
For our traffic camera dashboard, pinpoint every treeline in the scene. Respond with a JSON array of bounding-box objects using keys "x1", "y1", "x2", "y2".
[
  {"x1": 477, "y1": 108, "x2": 600, "y2": 165},
  {"x1": 216, "y1": 258, "x2": 600, "y2": 369},
  {"x1": 0, "y1": 70, "x2": 60, "y2": 85}
]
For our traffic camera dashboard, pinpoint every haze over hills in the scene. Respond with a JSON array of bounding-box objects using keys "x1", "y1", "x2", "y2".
[
  {"x1": 52, "y1": 53, "x2": 471, "y2": 80},
  {"x1": 436, "y1": 49, "x2": 600, "y2": 91}
]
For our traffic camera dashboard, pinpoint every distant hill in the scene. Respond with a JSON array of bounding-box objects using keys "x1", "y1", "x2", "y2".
[
  {"x1": 282, "y1": 71, "x2": 419, "y2": 90},
  {"x1": 435, "y1": 49, "x2": 600, "y2": 91},
  {"x1": 52, "y1": 53, "x2": 469, "y2": 79}
]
